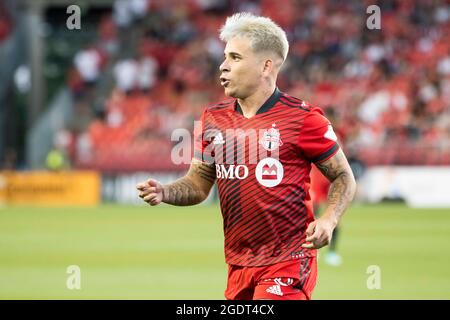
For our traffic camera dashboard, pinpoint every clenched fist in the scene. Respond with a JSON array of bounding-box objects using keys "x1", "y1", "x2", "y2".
[
  {"x1": 136, "y1": 179, "x2": 164, "y2": 206},
  {"x1": 301, "y1": 216, "x2": 337, "y2": 249}
]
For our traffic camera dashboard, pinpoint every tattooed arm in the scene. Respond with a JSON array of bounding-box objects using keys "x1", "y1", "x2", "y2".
[
  {"x1": 315, "y1": 149, "x2": 356, "y2": 225},
  {"x1": 136, "y1": 158, "x2": 216, "y2": 206},
  {"x1": 302, "y1": 149, "x2": 356, "y2": 249}
]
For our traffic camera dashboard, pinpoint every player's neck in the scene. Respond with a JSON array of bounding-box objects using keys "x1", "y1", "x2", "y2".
[{"x1": 237, "y1": 85, "x2": 276, "y2": 118}]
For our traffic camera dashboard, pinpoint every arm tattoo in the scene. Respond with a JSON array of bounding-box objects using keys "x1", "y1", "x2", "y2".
[
  {"x1": 315, "y1": 149, "x2": 356, "y2": 224},
  {"x1": 162, "y1": 178, "x2": 205, "y2": 206},
  {"x1": 162, "y1": 161, "x2": 216, "y2": 206},
  {"x1": 192, "y1": 162, "x2": 216, "y2": 184},
  {"x1": 315, "y1": 151, "x2": 345, "y2": 181}
]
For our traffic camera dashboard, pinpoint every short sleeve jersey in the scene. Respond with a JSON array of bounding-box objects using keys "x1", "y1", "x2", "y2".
[{"x1": 194, "y1": 88, "x2": 339, "y2": 266}]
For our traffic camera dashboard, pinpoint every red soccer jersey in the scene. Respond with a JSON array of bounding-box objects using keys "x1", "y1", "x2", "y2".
[{"x1": 194, "y1": 88, "x2": 339, "y2": 266}]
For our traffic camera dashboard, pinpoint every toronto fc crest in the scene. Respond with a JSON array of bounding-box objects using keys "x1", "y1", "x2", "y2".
[{"x1": 260, "y1": 124, "x2": 283, "y2": 151}]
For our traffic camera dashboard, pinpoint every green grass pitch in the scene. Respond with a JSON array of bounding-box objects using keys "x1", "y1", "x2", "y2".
[{"x1": 1, "y1": 203, "x2": 449, "y2": 299}]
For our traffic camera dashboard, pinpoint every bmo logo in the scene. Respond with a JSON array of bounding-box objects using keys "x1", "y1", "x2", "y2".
[
  {"x1": 255, "y1": 158, "x2": 284, "y2": 187},
  {"x1": 215, "y1": 164, "x2": 249, "y2": 180}
]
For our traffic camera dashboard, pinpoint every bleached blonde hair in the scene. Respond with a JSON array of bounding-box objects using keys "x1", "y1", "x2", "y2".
[{"x1": 219, "y1": 12, "x2": 289, "y2": 63}]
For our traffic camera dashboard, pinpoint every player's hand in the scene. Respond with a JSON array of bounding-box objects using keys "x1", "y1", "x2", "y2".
[
  {"x1": 136, "y1": 179, "x2": 164, "y2": 206},
  {"x1": 302, "y1": 216, "x2": 336, "y2": 249}
]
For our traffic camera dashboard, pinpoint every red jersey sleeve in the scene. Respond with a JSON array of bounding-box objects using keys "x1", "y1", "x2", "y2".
[
  {"x1": 298, "y1": 107, "x2": 340, "y2": 163},
  {"x1": 193, "y1": 109, "x2": 215, "y2": 164}
]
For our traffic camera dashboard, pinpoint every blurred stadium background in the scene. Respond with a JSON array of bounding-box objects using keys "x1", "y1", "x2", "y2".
[{"x1": 0, "y1": 0, "x2": 449, "y2": 299}]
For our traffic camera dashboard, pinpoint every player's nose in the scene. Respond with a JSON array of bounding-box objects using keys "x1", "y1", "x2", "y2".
[{"x1": 219, "y1": 60, "x2": 230, "y2": 73}]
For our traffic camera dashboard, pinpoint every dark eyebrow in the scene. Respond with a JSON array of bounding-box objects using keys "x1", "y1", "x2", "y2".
[{"x1": 224, "y1": 52, "x2": 243, "y2": 58}]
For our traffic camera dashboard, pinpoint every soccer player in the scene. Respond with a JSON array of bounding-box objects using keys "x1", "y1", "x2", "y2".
[{"x1": 137, "y1": 13, "x2": 356, "y2": 300}]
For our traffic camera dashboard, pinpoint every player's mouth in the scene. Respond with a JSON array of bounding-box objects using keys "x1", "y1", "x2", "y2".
[{"x1": 220, "y1": 77, "x2": 230, "y2": 87}]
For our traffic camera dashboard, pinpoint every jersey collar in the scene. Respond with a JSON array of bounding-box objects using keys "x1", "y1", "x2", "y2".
[{"x1": 235, "y1": 87, "x2": 281, "y2": 116}]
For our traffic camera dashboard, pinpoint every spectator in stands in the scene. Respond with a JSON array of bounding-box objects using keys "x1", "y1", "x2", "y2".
[
  {"x1": 73, "y1": 46, "x2": 105, "y2": 99},
  {"x1": 45, "y1": 147, "x2": 69, "y2": 171},
  {"x1": 113, "y1": 57, "x2": 138, "y2": 94},
  {"x1": 137, "y1": 56, "x2": 158, "y2": 93},
  {"x1": 113, "y1": 0, "x2": 150, "y2": 28},
  {"x1": 61, "y1": 0, "x2": 450, "y2": 170}
]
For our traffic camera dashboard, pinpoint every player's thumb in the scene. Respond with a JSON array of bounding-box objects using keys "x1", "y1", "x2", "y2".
[{"x1": 305, "y1": 221, "x2": 316, "y2": 237}]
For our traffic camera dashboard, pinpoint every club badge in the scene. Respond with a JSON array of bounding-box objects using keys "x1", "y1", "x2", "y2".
[{"x1": 260, "y1": 124, "x2": 283, "y2": 151}]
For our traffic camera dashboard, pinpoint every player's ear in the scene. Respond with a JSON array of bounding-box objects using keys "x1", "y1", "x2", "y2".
[{"x1": 262, "y1": 59, "x2": 273, "y2": 74}]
